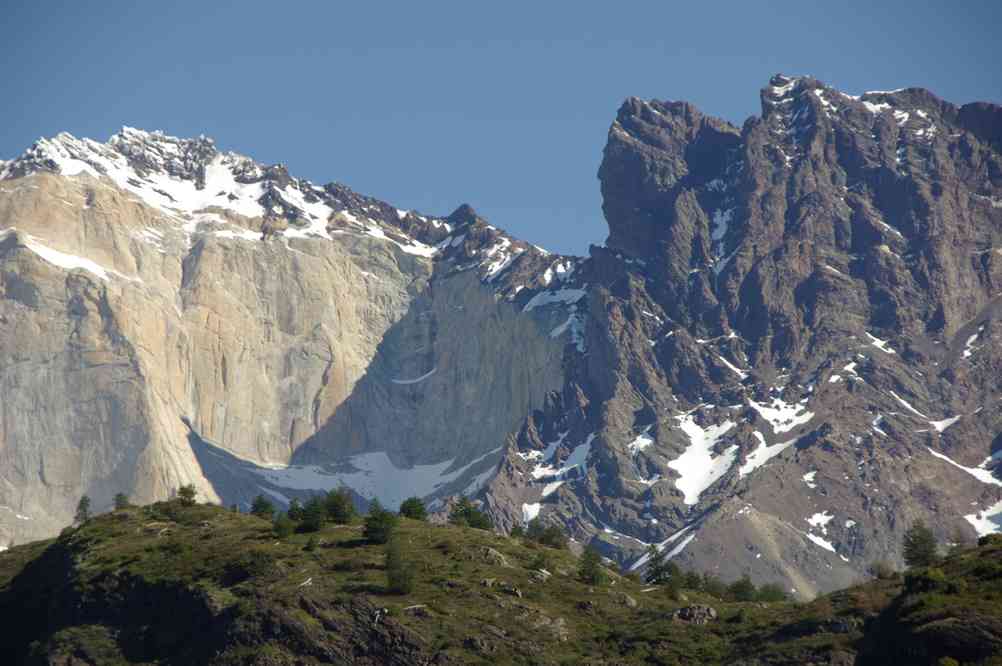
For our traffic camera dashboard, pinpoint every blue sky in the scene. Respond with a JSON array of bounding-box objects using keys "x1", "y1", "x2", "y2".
[{"x1": 2, "y1": 1, "x2": 999, "y2": 254}]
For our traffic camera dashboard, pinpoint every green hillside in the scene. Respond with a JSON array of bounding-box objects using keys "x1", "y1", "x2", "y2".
[{"x1": 1, "y1": 500, "x2": 1000, "y2": 665}]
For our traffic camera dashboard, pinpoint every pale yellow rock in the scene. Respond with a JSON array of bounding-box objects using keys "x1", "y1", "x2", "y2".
[{"x1": 0, "y1": 172, "x2": 564, "y2": 544}]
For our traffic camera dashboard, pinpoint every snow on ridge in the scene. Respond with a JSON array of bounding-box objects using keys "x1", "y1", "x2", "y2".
[
  {"x1": 802, "y1": 470, "x2": 818, "y2": 489},
  {"x1": 927, "y1": 447, "x2": 1002, "y2": 487},
  {"x1": 7, "y1": 130, "x2": 451, "y2": 259},
  {"x1": 667, "y1": 414, "x2": 737, "y2": 505},
  {"x1": 522, "y1": 502, "x2": 542, "y2": 523}
]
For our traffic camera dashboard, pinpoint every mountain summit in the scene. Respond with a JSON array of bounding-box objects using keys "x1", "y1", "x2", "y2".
[{"x1": 1, "y1": 76, "x2": 999, "y2": 597}]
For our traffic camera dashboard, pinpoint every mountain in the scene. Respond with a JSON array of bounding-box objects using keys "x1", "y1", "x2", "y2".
[
  {"x1": 3, "y1": 502, "x2": 1001, "y2": 665},
  {"x1": 1, "y1": 75, "x2": 1000, "y2": 599}
]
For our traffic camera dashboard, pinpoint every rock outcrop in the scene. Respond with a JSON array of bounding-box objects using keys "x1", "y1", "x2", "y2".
[
  {"x1": 2, "y1": 76, "x2": 1000, "y2": 598},
  {"x1": 484, "y1": 75, "x2": 1002, "y2": 597}
]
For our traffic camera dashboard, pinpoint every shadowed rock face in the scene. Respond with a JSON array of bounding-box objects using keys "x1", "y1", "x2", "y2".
[{"x1": 1, "y1": 76, "x2": 1000, "y2": 598}]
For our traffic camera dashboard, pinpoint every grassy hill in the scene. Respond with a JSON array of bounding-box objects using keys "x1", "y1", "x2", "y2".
[{"x1": 1, "y1": 500, "x2": 1000, "y2": 665}]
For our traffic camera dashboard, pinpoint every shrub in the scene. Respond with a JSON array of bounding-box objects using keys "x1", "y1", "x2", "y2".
[
  {"x1": 510, "y1": 524, "x2": 525, "y2": 539},
  {"x1": 525, "y1": 518, "x2": 568, "y2": 549},
  {"x1": 113, "y1": 493, "x2": 130, "y2": 510},
  {"x1": 272, "y1": 513, "x2": 294, "y2": 538},
  {"x1": 977, "y1": 534, "x2": 1002, "y2": 548},
  {"x1": 869, "y1": 559, "x2": 897, "y2": 580},
  {"x1": 250, "y1": 495, "x2": 275, "y2": 520},
  {"x1": 727, "y1": 575, "x2": 757, "y2": 602},
  {"x1": 683, "y1": 570, "x2": 703, "y2": 590},
  {"x1": 904, "y1": 567, "x2": 950, "y2": 594},
  {"x1": 755, "y1": 583, "x2": 787, "y2": 602},
  {"x1": 298, "y1": 497, "x2": 327, "y2": 533},
  {"x1": 702, "y1": 573, "x2": 728, "y2": 599},
  {"x1": 578, "y1": 546, "x2": 607, "y2": 585},
  {"x1": 74, "y1": 496, "x2": 92, "y2": 524},
  {"x1": 325, "y1": 488, "x2": 356, "y2": 524},
  {"x1": 221, "y1": 550, "x2": 279, "y2": 586},
  {"x1": 287, "y1": 498, "x2": 304, "y2": 522},
  {"x1": 304, "y1": 536, "x2": 319, "y2": 552},
  {"x1": 903, "y1": 520, "x2": 938, "y2": 568},
  {"x1": 177, "y1": 484, "x2": 197, "y2": 507},
  {"x1": 644, "y1": 544, "x2": 680, "y2": 585},
  {"x1": 399, "y1": 496, "x2": 427, "y2": 521},
  {"x1": 385, "y1": 536, "x2": 415, "y2": 594},
  {"x1": 529, "y1": 551, "x2": 550, "y2": 571},
  {"x1": 449, "y1": 498, "x2": 492, "y2": 530},
  {"x1": 364, "y1": 500, "x2": 399, "y2": 544}
]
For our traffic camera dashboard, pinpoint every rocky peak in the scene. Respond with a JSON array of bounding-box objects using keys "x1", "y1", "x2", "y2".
[{"x1": 107, "y1": 126, "x2": 220, "y2": 185}]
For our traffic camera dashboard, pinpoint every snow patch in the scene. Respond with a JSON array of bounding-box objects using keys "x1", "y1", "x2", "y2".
[
  {"x1": 889, "y1": 390, "x2": 929, "y2": 419},
  {"x1": 803, "y1": 470, "x2": 818, "y2": 489},
  {"x1": 627, "y1": 427, "x2": 654, "y2": 456},
  {"x1": 667, "y1": 415, "x2": 737, "y2": 505},
  {"x1": 927, "y1": 447, "x2": 1002, "y2": 487},
  {"x1": 966, "y1": 499, "x2": 1002, "y2": 537},
  {"x1": 390, "y1": 367, "x2": 437, "y2": 385},
  {"x1": 929, "y1": 415, "x2": 961, "y2": 433},
  {"x1": 963, "y1": 326, "x2": 984, "y2": 359},
  {"x1": 522, "y1": 288, "x2": 587, "y2": 312},
  {"x1": 748, "y1": 397, "x2": 814, "y2": 434},
  {"x1": 865, "y1": 331, "x2": 896, "y2": 354},
  {"x1": 739, "y1": 432, "x2": 798, "y2": 477},
  {"x1": 253, "y1": 447, "x2": 500, "y2": 509}
]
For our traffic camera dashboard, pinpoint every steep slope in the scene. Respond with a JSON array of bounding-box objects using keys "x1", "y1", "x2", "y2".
[
  {"x1": 483, "y1": 75, "x2": 1002, "y2": 597},
  {"x1": 2, "y1": 503, "x2": 1001, "y2": 665},
  {"x1": 0, "y1": 129, "x2": 579, "y2": 545}
]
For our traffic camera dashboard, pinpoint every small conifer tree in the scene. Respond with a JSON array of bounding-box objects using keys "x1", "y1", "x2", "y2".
[
  {"x1": 363, "y1": 499, "x2": 399, "y2": 544},
  {"x1": 578, "y1": 546, "x2": 607, "y2": 585},
  {"x1": 113, "y1": 493, "x2": 130, "y2": 510},
  {"x1": 399, "y1": 496, "x2": 427, "y2": 521},
  {"x1": 74, "y1": 495, "x2": 92, "y2": 524},
  {"x1": 385, "y1": 536, "x2": 415, "y2": 594},
  {"x1": 177, "y1": 484, "x2": 197, "y2": 507},
  {"x1": 903, "y1": 520, "x2": 939, "y2": 568},
  {"x1": 448, "y1": 497, "x2": 492, "y2": 530},
  {"x1": 287, "y1": 498, "x2": 304, "y2": 522},
  {"x1": 298, "y1": 496, "x2": 327, "y2": 533},
  {"x1": 325, "y1": 488, "x2": 356, "y2": 524},
  {"x1": 728, "y1": 575, "x2": 757, "y2": 601},
  {"x1": 272, "y1": 513, "x2": 294, "y2": 538},
  {"x1": 250, "y1": 494, "x2": 275, "y2": 520}
]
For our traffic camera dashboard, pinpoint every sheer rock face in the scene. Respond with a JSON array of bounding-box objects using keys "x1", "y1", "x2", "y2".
[
  {"x1": 2, "y1": 76, "x2": 1001, "y2": 599},
  {"x1": 0, "y1": 131, "x2": 570, "y2": 545}
]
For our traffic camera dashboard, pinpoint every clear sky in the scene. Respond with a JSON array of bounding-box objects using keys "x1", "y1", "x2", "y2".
[{"x1": 2, "y1": 1, "x2": 999, "y2": 255}]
